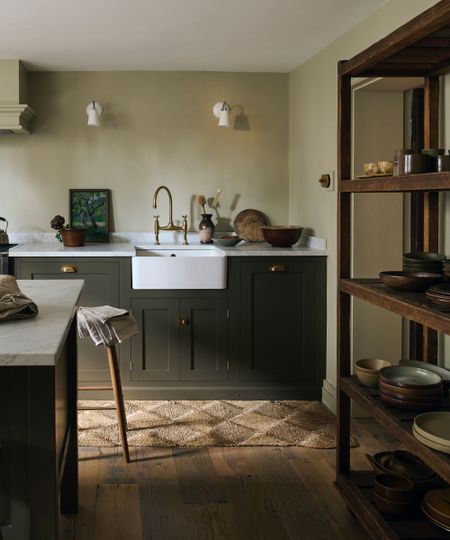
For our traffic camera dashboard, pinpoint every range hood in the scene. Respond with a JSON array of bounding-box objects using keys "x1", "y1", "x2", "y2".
[{"x1": 0, "y1": 60, "x2": 36, "y2": 134}]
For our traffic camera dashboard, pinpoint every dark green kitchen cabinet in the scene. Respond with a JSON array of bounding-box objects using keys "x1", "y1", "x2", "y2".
[
  {"x1": 130, "y1": 297, "x2": 229, "y2": 383},
  {"x1": 14, "y1": 257, "x2": 126, "y2": 384},
  {"x1": 235, "y1": 258, "x2": 326, "y2": 390}
]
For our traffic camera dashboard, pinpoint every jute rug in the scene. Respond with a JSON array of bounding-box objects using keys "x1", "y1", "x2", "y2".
[{"x1": 78, "y1": 400, "x2": 355, "y2": 448}]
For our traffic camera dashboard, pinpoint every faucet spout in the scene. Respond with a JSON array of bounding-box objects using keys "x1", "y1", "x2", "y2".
[{"x1": 153, "y1": 185, "x2": 174, "y2": 227}]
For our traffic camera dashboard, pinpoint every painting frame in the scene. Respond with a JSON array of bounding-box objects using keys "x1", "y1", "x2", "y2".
[{"x1": 69, "y1": 189, "x2": 110, "y2": 243}]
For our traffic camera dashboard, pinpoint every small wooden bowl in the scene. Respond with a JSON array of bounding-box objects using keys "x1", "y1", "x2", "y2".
[
  {"x1": 379, "y1": 271, "x2": 442, "y2": 292},
  {"x1": 374, "y1": 491, "x2": 411, "y2": 516},
  {"x1": 261, "y1": 226, "x2": 303, "y2": 248},
  {"x1": 374, "y1": 474, "x2": 414, "y2": 502},
  {"x1": 60, "y1": 228, "x2": 87, "y2": 247}
]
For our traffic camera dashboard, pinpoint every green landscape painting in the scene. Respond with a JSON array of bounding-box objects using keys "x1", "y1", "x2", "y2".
[{"x1": 70, "y1": 189, "x2": 110, "y2": 242}]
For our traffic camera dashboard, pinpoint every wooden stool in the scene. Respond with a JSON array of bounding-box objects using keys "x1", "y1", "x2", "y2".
[{"x1": 79, "y1": 344, "x2": 130, "y2": 463}]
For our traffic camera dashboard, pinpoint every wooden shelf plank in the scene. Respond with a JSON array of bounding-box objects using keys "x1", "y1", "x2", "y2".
[
  {"x1": 340, "y1": 279, "x2": 450, "y2": 335},
  {"x1": 337, "y1": 471, "x2": 450, "y2": 539},
  {"x1": 340, "y1": 376, "x2": 450, "y2": 483},
  {"x1": 340, "y1": 172, "x2": 450, "y2": 193}
]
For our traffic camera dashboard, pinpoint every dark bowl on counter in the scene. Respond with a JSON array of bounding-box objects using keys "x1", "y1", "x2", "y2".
[{"x1": 261, "y1": 226, "x2": 303, "y2": 248}]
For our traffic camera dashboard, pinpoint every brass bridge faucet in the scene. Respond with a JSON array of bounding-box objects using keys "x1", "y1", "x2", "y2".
[{"x1": 152, "y1": 185, "x2": 189, "y2": 245}]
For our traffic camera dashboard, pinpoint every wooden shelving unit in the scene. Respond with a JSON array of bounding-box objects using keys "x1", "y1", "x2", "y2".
[{"x1": 337, "y1": 2, "x2": 450, "y2": 539}]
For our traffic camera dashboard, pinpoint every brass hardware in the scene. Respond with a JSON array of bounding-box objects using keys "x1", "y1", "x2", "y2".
[
  {"x1": 270, "y1": 264, "x2": 286, "y2": 272},
  {"x1": 61, "y1": 264, "x2": 78, "y2": 273},
  {"x1": 178, "y1": 318, "x2": 189, "y2": 327},
  {"x1": 152, "y1": 186, "x2": 189, "y2": 245},
  {"x1": 319, "y1": 174, "x2": 331, "y2": 188}
]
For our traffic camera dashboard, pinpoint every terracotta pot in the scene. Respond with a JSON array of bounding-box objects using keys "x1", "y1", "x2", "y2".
[{"x1": 60, "y1": 228, "x2": 87, "y2": 247}]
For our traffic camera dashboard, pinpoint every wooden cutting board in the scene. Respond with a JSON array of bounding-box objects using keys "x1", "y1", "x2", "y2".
[{"x1": 234, "y1": 209, "x2": 270, "y2": 242}]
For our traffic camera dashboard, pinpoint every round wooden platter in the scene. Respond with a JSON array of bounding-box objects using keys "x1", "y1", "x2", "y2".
[{"x1": 234, "y1": 209, "x2": 270, "y2": 242}]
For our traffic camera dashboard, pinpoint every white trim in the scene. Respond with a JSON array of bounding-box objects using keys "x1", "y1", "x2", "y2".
[{"x1": 322, "y1": 379, "x2": 336, "y2": 413}]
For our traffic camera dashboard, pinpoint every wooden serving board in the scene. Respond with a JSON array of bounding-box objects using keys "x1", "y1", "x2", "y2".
[{"x1": 234, "y1": 209, "x2": 270, "y2": 242}]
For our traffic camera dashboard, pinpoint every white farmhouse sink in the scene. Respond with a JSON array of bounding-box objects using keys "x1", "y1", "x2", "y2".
[{"x1": 132, "y1": 245, "x2": 227, "y2": 289}]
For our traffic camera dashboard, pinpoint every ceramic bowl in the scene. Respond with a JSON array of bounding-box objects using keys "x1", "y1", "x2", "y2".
[
  {"x1": 378, "y1": 160, "x2": 394, "y2": 174},
  {"x1": 363, "y1": 162, "x2": 379, "y2": 175},
  {"x1": 354, "y1": 358, "x2": 391, "y2": 387},
  {"x1": 379, "y1": 379, "x2": 442, "y2": 397},
  {"x1": 379, "y1": 366, "x2": 442, "y2": 389},
  {"x1": 211, "y1": 234, "x2": 242, "y2": 247},
  {"x1": 374, "y1": 491, "x2": 410, "y2": 516},
  {"x1": 379, "y1": 271, "x2": 442, "y2": 292},
  {"x1": 374, "y1": 474, "x2": 414, "y2": 502},
  {"x1": 260, "y1": 226, "x2": 303, "y2": 248},
  {"x1": 414, "y1": 411, "x2": 450, "y2": 446},
  {"x1": 380, "y1": 391, "x2": 440, "y2": 411},
  {"x1": 403, "y1": 252, "x2": 447, "y2": 264}
]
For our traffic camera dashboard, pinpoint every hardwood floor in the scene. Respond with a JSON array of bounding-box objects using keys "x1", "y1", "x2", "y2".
[{"x1": 60, "y1": 419, "x2": 397, "y2": 540}]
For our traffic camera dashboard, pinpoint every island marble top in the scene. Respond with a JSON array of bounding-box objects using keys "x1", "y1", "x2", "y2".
[{"x1": 0, "y1": 280, "x2": 84, "y2": 366}]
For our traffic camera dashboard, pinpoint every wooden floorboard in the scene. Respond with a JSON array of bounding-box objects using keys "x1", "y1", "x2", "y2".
[{"x1": 62, "y1": 419, "x2": 394, "y2": 540}]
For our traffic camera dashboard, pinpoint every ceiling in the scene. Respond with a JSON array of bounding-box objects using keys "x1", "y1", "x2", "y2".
[{"x1": 0, "y1": 0, "x2": 385, "y2": 72}]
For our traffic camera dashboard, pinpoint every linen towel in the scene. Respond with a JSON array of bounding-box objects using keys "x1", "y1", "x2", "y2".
[
  {"x1": 0, "y1": 274, "x2": 39, "y2": 321},
  {"x1": 77, "y1": 305, "x2": 138, "y2": 347}
]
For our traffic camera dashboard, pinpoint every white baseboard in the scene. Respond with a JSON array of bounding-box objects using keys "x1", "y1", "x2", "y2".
[{"x1": 322, "y1": 379, "x2": 336, "y2": 413}]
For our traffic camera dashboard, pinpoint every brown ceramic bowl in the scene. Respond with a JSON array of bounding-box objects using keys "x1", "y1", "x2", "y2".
[
  {"x1": 379, "y1": 366, "x2": 443, "y2": 390},
  {"x1": 380, "y1": 386, "x2": 442, "y2": 403},
  {"x1": 261, "y1": 226, "x2": 303, "y2": 248},
  {"x1": 374, "y1": 474, "x2": 414, "y2": 502},
  {"x1": 373, "y1": 491, "x2": 411, "y2": 516},
  {"x1": 60, "y1": 228, "x2": 87, "y2": 247},
  {"x1": 379, "y1": 379, "x2": 443, "y2": 397},
  {"x1": 379, "y1": 271, "x2": 442, "y2": 292},
  {"x1": 379, "y1": 391, "x2": 440, "y2": 411}
]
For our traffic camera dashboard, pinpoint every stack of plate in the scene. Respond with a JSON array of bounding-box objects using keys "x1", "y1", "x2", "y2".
[
  {"x1": 379, "y1": 366, "x2": 443, "y2": 411},
  {"x1": 444, "y1": 260, "x2": 450, "y2": 279},
  {"x1": 413, "y1": 411, "x2": 450, "y2": 454},
  {"x1": 421, "y1": 488, "x2": 450, "y2": 532},
  {"x1": 403, "y1": 252, "x2": 446, "y2": 273},
  {"x1": 426, "y1": 283, "x2": 450, "y2": 306}
]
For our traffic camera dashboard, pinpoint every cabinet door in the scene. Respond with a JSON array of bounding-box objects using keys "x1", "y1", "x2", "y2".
[
  {"x1": 179, "y1": 298, "x2": 229, "y2": 382},
  {"x1": 130, "y1": 298, "x2": 180, "y2": 381},
  {"x1": 239, "y1": 259, "x2": 318, "y2": 382},
  {"x1": 15, "y1": 259, "x2": 120, "y2": 383}
]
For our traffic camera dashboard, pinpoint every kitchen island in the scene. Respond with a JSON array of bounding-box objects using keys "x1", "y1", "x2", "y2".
[{"x1": 0, "y1": 280, "x2": 83, "y2": 540}]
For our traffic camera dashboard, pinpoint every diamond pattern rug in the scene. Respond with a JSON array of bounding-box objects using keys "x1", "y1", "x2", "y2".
[{"x1": 78, "y1": 400, "x2": 354, "y2": 448}]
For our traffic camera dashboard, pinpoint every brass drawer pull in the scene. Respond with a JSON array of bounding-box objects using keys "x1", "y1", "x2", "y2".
[
  {"x1": 270, "y1": 264, "x2": 286, "y2": 272},
  {"x1": 178, "y1": 318, "x2": 189, "y2": 327},
  {"x1": 61, "y1": 264, "x2": 78, "y2": 273}
]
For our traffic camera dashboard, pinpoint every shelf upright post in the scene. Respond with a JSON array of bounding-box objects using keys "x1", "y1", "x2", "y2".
[
  {"x1": 422, "y1": 75, "x2": 440, "y2": 363},
  {"x1": 337, "y1": 62, "x2": 352, "y2": 476}
]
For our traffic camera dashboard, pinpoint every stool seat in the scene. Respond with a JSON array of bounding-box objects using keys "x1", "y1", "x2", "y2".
[{"x1": 77, "y1": 306, "x2": 138, "y2": 464}]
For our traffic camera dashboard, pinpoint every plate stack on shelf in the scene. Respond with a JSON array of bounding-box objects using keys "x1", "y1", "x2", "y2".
[
  {"x1": 403, "y1": 252, "x2": 446, "y2": 273},
  {"x1": 413, "y1": 411, "x2": 450, "y2": 455},
  {"x1": 421, "y1": 489, "x2": 450, "y2": 533},
  {"x1": 379, "y1": 366, "x2": 443, "y2": 411},
  {"x1": 444, "y1": 260, "x2": 450, "y2": 279},
  {"x1": 426, "y1": 283, "x2": 450, "y2": 307}
]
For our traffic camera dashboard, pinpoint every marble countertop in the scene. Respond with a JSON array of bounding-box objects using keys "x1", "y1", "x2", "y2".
[
  {"x1": 0, "y1": 280, "x2": 83, "y2": 366},
  {"x1": 10, "y1": 240, "x2": 327, "y2": 257},
  {"x1": 10, "y1": 242, "x2": 136, "y2": 257}
]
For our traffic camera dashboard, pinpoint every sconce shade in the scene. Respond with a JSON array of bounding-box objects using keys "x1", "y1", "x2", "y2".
[
  {"x1": 213, "y1": 101, "x2": 231, "y2": 128},
  {"x1": 86, "y1": 101, "x2": 103, "y2": 126}
]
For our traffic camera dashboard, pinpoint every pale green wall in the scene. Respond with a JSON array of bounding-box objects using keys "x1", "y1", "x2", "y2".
[
  {"x1": 1, "y1": 71, "x2": 288, "y2": 232},
  {"x1": 288, "y1": 0, "x2": 440, "y2": 405}
]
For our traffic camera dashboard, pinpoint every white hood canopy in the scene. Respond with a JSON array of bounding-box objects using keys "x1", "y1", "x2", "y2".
[{"x1": 0, "y1": 60, "x2": 36, "y2": 134}]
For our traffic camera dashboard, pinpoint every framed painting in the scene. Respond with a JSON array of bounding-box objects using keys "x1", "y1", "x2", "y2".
[{"x1": 69, "y1": 189, "x2": 110, "y2": 243}]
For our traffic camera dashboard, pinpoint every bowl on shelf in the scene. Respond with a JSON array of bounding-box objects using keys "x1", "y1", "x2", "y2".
[
  {"x1": 379, "y1": 366, "x2": 443, "y2": 389},
  {"x1": 373, "y1": 491, "x2": 411, "y2": 516},
  {"x1": 379, "y1": 271, "x2": 442, "y2": 292},
  {"x1": 260, "y1": 226, "x2": 303, "y2": 248},
  {"x1": 354, "y1": 358, "x2": 391, "y2": 387},
  {"x1": 363, "y1": 162, "x2": 379, "y2": 175},
  {"x1": 378, "y1": 160, "x2": 394, "y2": 174},
  {"x1": 374, "y1": 474, "x2": 414, "y2": 502},
  {"x1": 403, "y1": 252, "x2": 446, "y2": 273},
  {"x1": 211, "y1": 234, "x2": 242, "y2": 247},
  {"x1": 422, "y1": 489, "x2": 450, "y2": 530}
]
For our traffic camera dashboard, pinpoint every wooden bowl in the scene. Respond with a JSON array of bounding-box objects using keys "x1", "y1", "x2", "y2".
[
  {"x1": 379, "y1": 271, "x2": 442, "y2": 292},
  {"x1": 260, "y1": 226, "x2": 303, "y2": 248},
  {"x1": 367, "y1": 451, "x2": 435, "y2": 483},
  {"x1": 374, "y1": 474, "x2": 414, "y2": 502},
  {"x1": 60, "y1": 228, "x2": 87, "y2": 247},
  {"x1": 354, "y1": 358, "x2": 391, "y2": 387}
]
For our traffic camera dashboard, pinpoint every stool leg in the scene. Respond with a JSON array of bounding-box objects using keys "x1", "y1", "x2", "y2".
[{"x1": 106, "y1": 345, "x2": 130, "y2": 463}]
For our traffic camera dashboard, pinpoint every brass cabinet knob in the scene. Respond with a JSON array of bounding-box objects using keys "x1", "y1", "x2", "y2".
[
  {"x1": 270, "y1": 264, "x2": 286, "y2": 272},
  {"x1": 61, "y1": 264, "x2": 78, "y2": 273},
  {"x1": 178, "y1": 318, "x2": 189, "y2": 327},
  {"x1": 319, "y1": 174, "x2": 331, "y2": 188}
]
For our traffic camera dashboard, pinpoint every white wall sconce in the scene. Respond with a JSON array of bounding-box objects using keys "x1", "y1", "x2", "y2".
[
  {"x1": 86, "y1": 101, "x2": 103, "y2": 126},
  {"x1": 213, "y1": 101, "x2": 231, "y2": 128}
]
